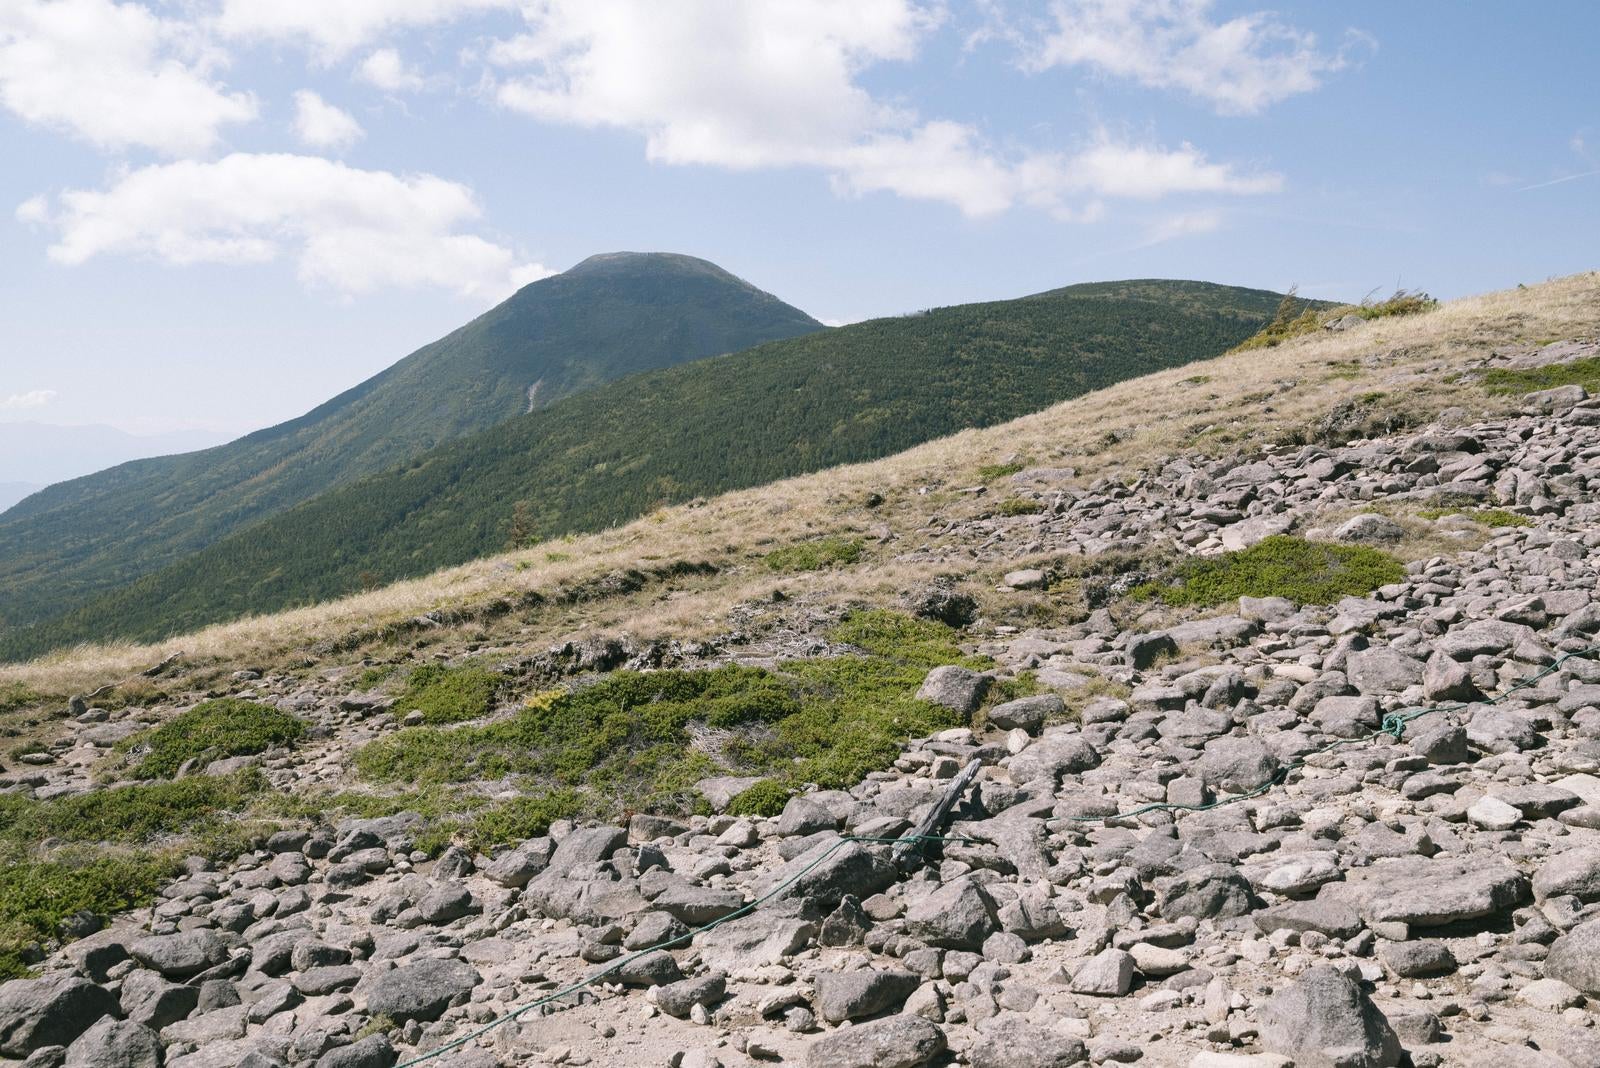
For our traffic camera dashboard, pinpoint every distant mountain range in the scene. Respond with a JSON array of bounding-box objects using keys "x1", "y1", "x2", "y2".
[
  {"x1": 0, "y1": 422, "x2": 230, "y2": 499},
  {"x1": 0, "y1": 253, "x2": 821, "y2": 638},
  {"x1": 0, "y1": 275, "x2": 1295, "y2": 659}
]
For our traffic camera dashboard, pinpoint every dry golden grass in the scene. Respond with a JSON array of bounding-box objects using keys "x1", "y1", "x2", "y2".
[{"x1": 5, "y1": 271, "x2": 1597, "y2": 698}]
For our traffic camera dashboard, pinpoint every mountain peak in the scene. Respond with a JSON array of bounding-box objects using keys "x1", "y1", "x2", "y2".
[{"x1": 563, "y1": 251, "x2": 746, "y2": 284}]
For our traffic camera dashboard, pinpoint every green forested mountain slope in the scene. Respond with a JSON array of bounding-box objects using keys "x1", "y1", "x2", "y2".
[
  {"x1": 0, "y1": 253, "x2": 821, "y2": 632},
  {"x1": 0, "y1": 279, "x2": 1294, "y2": 659}
]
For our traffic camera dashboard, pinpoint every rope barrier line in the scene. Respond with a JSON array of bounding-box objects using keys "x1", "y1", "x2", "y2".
[{"x1": 394, "y1": 645, "x2": 1600, "y2": 1066}]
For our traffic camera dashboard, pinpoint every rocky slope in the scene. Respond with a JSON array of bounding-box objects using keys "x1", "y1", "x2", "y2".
[{"x1": 5, "y1": 280, "x2": 1600, "y2": 1068}]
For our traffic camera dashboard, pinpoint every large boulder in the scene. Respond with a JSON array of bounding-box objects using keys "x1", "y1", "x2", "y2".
[
  {"x1": 1346, "y1": 857, "x2": 1528, "y2": 931},
  {"x1": 0, "y1": 976, "x2": 119, "y2": 1057},
  {"x1": 814, "y1": 969, "x2": 921, "y2": 1023},
  {"x1": 544, "y1": 825, "x2": 627, "y2": 877},
  {"x1": 1008, "y1": 736, "x2": 1100, "y2": 784},
  {"x1": 754, "y1": 838, "x2": 895, "y2": 911},
  {"x1": 129, "y1": 931, "x2": 229, "y2": 979},
  {"x1": 1259, "y1": 966, "x2": 1401, "y2": 1068},
  {"x1": 1535, "y1": 849, "x2": 1600, "y2": 902},
  {"x1": 901, "y1": 880, "x2": 999, "y2": 950},
  {"x1": 1547, "y1": 920, "x2": 1600, "y2": 994},
  {"x1": 987, "y1": 695, "x2": 1062, "y2": 733},
  {"x1": 915, "y1": 667, "x2": 990, "y2": 716},
  {"x1": 805, "y1": 1014, "x2": 945, "y2": 1068},
  {"x1": 363, "y1": 958, "x2": 480, "y2": 1023},
  {"x1": 969, "y1": 1015, "x2": 1087, "y2": 1068},
  {"x1": 1156, "y1": 864, "x2": 1255, "y2": 920},
  {"x1": 1346, "y1": 649, "x2": 1424, "y2": 696},
  {"x1": 63, "y1": 1018, "x2": 163, "y2": 1068},
  {"x1": 1196, "y1": 736, "x2": 1281, "y2": 793}
]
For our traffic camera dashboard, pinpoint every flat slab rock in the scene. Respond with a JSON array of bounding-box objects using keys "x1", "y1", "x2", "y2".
[{"x1": 1333, "y1": 857, "x2": 1529, "y2": 929}]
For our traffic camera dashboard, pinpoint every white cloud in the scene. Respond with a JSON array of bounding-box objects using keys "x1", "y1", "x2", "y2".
[
  {"x1": 292, "y1": 90, "x2": 364, "y2": 148},
  {"x1": 356, "y1": 47, "x2": 432, "y2": 91},
  {"x1": 489, "y1": 0, "x2": 1280, "y2": 218},
  {"x1": 216, "y1": 0, "x2": 514, "y2": 56},
  {"x1": 23, "y1": 153, "x2": 548, "y2": 300},
  {"x1": 0, "y1": 389, "x2": 57, "y2": 410},
  {"x1": 1024, "y1": 0, "x2": 1361, "y2": 115},
  {"x1": 1142, "y1": 208, "x2": 1223, "y2": 245},
  {"x1": 0, "y1": 0, "x2": 257, "y2": 155}
]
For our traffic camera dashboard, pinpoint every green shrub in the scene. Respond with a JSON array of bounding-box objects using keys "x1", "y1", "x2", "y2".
[
  {"x1": 0, "y1": 772, "x2": 266, "y2": 846},
  {"x1": 392, "y1": 664, "x2": 504, "y2": 724},
  {"x1": 977, "y1": 461, "x2": 1026, "y2": 480},
  {"x1": 763, "y1": 537, "x2": 864, "y2": 572},
  {"x1": 827, "y1": 609, "x2": 988, "y2": 669},
  {"x1": 0, "y1": 852, "x2": 179, "y2": 980},
  {"x1": 126, "y1": 699, "x2": 304, "y2": 778},
  {"x1": 1419, "y1": 506, "x2": 1533, "y2": 528},
  {"x1": 1229, "y1": 288, "x2": 1436, "y2": 354},
  {"x1": 0, "y1": 684, "x2": 46, "y2": 715},
  {"x1": 997, "y1": 498, "x2": 1044, "y2": 516},
  {"x1": 1481, "y1": 356, "x2": 1600, "y2": 396},
  {"x1": 727, "y1": 780, "x2": 789, "y2": 817},
  {"x1": 1134, "y1": 535, "x2": 1405, "y2": 607},
  {"x1": 468, "y1": 790, "x2": 585, "y2": 849},
  {"x1": 352, "y1": 620, "x2": 965, "y2": 816}
]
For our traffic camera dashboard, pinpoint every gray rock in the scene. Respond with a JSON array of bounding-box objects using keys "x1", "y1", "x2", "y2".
[
  {"x1": 804, "y1": 1014, "x2": 945, "y2": 1068},
  {"x1": 482, "y1": 838, "x2": 555, "y2": 888},
  {"x1": 1352, "y1": 858, "x2": 1528, "y2": 929},
  {"x1": 128, "y1": 931, "x2": 228, "y2": 979},
  {"x1": 695, "y1": 775, "x2": 765, "y2": 812},
  {"x1": 625, "y1": 911, "x2": 689, "y2": 951},
  {"x1": 777, "y1": 797, "x2": 838, "y2": 837},
  {"x1": 1156, "y1": 864, "x2": 1255, "y2": 920},
  {"x1": 1259, "y1": 966, "x2": 1401, "y2": 1068},
  {"x1": 119, "y1": 970, "x2": 197, "y2": 1030},
  {"x1": 1409, "y1": 720, "x2": 1469, "y2": 764},
  {"x1": 616, "y1": 950, "x2": 683, "y2": 987},
  {"x1": 915, "y1": 666, "x2": 991, "y2": 716},
  {"x1": 1422, "y1": 653, "x2": 1475, "y2": 702},
  {"x1": 650, "y1": 884, "x2": 745, "y2": 925},
  {"x1": 1008, "y1": 736, "x2": 1100, "y2": 784},
  {"x1": 364, "y1": 958, "x2": 480, "y2": 1023},
  {"x1": 62, "y1": 1019, "x2": 161, "y2": 1068},
  {"x1": 969, "y1": 1015, "x2": 1087, "y2": 1068},
  {"x1": 902, "y1": 880, "x2": 998, "y2": 950},
  {"x1": 987, "y1": 695, "x2": 1062, "y2": 733},
  {"x1": 0, "y1": 976, "x2": 119, "y2": 1057},
  {"x1": 1003, "y1": 569, "x2": 1047, "y2": 590},
  {"x1": 1546, "y1": 919, "x2": 1600, "y2": 994},
  {"x1": 1311, "y1": 695, "x2": 1381, "y2": 738},
  {"x1": 1124, "y1": 632, "x2": 1178, "y2": 670},
  {"x1": 1070, "y1": 948, "x2": 1134, "y2": 996},
  {"x1": 1346, "y1": 649, "x2": 1424, "y2": 696},
  {"x1": 1335, "y1": 514, "x2": 1404, "y2": 542},
  {"x1": 654, "y1": 974, "x2": 725, "y2": 1019},
  {"x1": 1534, "y1": 849, "x2": 1600, "y2": 902},
  {"x1": 1378, "y1": 940, "x2": 1456, "y2": 978},
  {"x1": 1195, "y1": 736, "x2": 1281, "y2": 793},
  {"x1": 413, "y1": 883, "x2": 476, "y2": 925},
  {"x1": 544, "y1": 825, "x2": 627, "y2": 877},
  {"x1": 815, "y1": 969, "x2": 920, "y2": 1023},
  {"x1": 315, "y1": 1035, "x2": 395, "y2": 1068},
  {"x1": 1254, "y1": 901, "x2": 1363, "y2": 940},
  {"x1": 755, "y1": 838, "x2": 896, "y2": 910}
]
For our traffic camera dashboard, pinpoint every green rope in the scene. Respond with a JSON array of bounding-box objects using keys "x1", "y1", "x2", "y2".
[{"x1": 394, "y1": 644, "x2": 1600, "y2": 1066}]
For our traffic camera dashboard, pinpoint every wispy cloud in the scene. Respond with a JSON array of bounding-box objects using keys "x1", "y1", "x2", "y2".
[
  {"x1": 1, "y1": 389, "x2": 58, "y2": 409},
  {"x1": 1516, "y1": 168, "x2": 1600, "y2": 193}
]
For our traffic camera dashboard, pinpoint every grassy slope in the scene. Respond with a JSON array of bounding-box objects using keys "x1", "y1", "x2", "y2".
[
  {"x1": 0, "y1": 253, "x2": 821, "y2": 633},
  {"x1": 0, "y1": 280, "x2": 1290, "y2": 658},
  {"x1": 0, "y1": 273, "x2": 1593, "y2": 694}
]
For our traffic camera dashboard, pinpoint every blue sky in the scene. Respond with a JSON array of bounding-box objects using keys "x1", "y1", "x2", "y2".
[{"x1": 1, "y1": 0, "x2": 1596, "y2": 443}]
